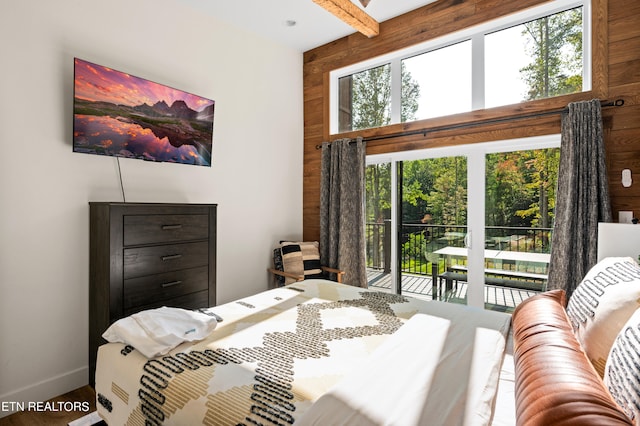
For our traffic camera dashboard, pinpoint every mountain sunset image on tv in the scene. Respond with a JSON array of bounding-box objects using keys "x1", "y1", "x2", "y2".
[{"x1": 73, "y1": 58, "x2": 214, "y2": 166}]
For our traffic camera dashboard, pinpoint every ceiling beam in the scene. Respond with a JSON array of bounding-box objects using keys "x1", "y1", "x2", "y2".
[{"x1": 312, "y1": 0, "x2": 380, "y2": 38}]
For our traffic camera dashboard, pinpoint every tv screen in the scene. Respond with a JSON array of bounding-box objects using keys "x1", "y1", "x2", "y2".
[{"x1": 73, "y1": 58, "x2": 214, "y2": 166}]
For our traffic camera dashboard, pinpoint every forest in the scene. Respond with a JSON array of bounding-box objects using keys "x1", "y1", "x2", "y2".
[{"x1": 365, "y1": 149, "x2": 559, "y2": 274}]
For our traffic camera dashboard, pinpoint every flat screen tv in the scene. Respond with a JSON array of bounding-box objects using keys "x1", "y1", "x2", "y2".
[{"x1": 73, "y1": 58, "x2": 214, "y2": 166}]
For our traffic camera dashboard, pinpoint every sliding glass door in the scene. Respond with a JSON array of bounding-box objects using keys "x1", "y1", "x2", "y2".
[{"x1": 366, "y1": 135, "x2": 560, "y2": 310}]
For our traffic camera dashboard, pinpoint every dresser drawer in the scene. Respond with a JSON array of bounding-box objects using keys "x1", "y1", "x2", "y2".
[
  {"x1": 123, "y1": 241, "x2": 209, "y2": 279},
  {"x1": 123, "y1": 290, "x2": 210, "y2": 317},
  {"x1": 123, "y1": 214, "x2": 209, "y2": 246},
  {"x1": 123, "y1": 266, "x2": 209, "y2": 310}
]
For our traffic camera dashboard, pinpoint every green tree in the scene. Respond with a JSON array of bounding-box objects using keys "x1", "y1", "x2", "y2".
[
  {"x1": 485, "y1": 149, "x2": 559, "y2": 230},
  {"x1": 352, "y1": 65, "x2": 392, "y2": 130},
  {"x1": 426, "y1": 157, "x2": 467, "y2": 226},
  {"x1": 366, "y1": 163, "x2": 391, "y2": 223},
  {"x1": 485, "y1": 153, "x2": 530, "y2": 227},
  {"x1": 350, "y1": 63, "x2": 421, "y2": 130},
  {"x1": 401, "y1": 62, "x2": 420, "y2": 123},
  {"x1": 402, "y1": 159, "x2": 435, "y2": 222},
  {"x1": 365, "y1": 162, "x2": 391, "y2": 269},
  {"x1": 520, "y1": 7, "x2": 583, "y2": 100},
  {"x1": 514, "y1": 149, "x2": 560, "y2": 228},
  {"x1": 398, "y1": 157, "x2": 467, "y2": 227}
]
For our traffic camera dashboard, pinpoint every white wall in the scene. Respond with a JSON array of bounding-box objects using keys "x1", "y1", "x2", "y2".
[{"x1": 0, "y1": 0, "x2": 303, "y2": 414}]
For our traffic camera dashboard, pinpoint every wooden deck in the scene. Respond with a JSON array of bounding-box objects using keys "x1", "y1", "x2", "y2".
[{"x1": 367, "y1": 269, "x2": 539, "y2": 312}]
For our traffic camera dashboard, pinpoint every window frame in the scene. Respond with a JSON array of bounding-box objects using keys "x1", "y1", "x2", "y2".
[
  {"x1": 330, "y1": 0, "x2": 590, "y2": 135},
  {"x1": 365, "y1": 133, "x2": 561, "y2": 308}
]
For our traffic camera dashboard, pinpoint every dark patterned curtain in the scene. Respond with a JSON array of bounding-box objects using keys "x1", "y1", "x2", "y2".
[
  {"x1": 547, "y1": 99, "x2": 612, "y2": 299},
  {"x1": 320, "y1": 137, "x2": 367, "y2": 288}
]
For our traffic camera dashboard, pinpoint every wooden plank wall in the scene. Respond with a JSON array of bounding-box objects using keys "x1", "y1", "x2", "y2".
[
  {"x1": 303, "y1": 0, "x2": 640, "y2": 240},
  {"x1": 607, "y1": 0, "x2": 640, "y2": 215}
]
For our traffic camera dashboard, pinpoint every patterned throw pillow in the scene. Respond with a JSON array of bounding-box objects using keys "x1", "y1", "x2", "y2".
[
  {"x1": 566, "y1": 257, "x2": 640, "y2": 376},
  {"x1": 280, "y1": 243, "x2": 305, "y2": 285},
  {"x1": 281, "y1": 241, "x2": 324, "y2": 285},
  {"x1": 605, "y1": 308, "x2": 640, "y2": 423}
]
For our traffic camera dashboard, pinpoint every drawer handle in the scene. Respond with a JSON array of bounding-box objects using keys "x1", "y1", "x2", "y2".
[
  {"x1": 161, "y1": 280, "x2": 183, "y2": 288},
  {"x1": 162, "y1": 224, "x2": 183, "y2": 230},
  {"x1": 161, "y1": 254, "x2": 183, "y2": 261}
]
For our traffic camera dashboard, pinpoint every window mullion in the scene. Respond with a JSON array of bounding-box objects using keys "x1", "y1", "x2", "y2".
[
  {"x1": 391, "y1": 58, "x2": 402, "y2": 124},
  {"x1": 582, "y1": 0, "x2": 592, "y2": 91},
  {"x1": 471, "y1": 34, "x2": 485, "y2": 111}
]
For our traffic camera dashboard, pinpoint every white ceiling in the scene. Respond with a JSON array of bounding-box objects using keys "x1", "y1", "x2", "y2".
[{"x1": 176, "y1": 0, "x2": 437, "y2": 52}]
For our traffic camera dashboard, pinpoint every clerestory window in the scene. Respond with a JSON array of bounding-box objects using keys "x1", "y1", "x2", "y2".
[{"x1": 332, "y1": 0, "x2": 589, "y2": 134}]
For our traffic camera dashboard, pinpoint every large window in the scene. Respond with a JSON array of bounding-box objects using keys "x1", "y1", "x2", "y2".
[{"x1": 333, "y1": 0, "x2": 589, "y2": 133}]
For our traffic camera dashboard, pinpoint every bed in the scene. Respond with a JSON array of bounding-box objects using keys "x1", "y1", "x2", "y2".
[{"x1": 94, "y1": 279, "x2": 512, "y2": 425}]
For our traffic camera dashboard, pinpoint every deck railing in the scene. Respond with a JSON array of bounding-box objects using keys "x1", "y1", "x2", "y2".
[{"x1": 366, "y1": 221, "x2": 552, "y2": 275}]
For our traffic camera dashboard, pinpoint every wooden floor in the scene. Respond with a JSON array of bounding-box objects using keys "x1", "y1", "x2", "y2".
[
  {"x1": 0, "y1": 386, "x2": 97, "y2": 426},
  {"x1": 367, "y1": 269, "x2": 539, "y2": 312}
]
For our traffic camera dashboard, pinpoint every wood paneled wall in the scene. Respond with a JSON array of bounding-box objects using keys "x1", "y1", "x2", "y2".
[{"x1": 303, "y1": 0, "x2": 640, "y2": 240}]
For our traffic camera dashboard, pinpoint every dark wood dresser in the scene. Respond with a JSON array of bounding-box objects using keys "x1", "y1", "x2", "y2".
[{"x1": 88, "y1": 202, "x2": 216, "y2": 385}]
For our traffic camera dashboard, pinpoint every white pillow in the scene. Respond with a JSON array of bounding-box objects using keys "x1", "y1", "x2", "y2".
[
  {"x1": 604, "y1": 308, "x2": 640, "y2": 423},
  {"x1": 102, "y1": 306, "x2": 217, "y2": 358},
  {"x1": 566, "y1": 257, "x2": 640, "y2": 376}
]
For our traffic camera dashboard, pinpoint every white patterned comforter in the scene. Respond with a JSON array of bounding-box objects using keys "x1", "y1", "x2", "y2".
[{"x1": 95, "y1": 279, "x2": 511, "y2": 425}]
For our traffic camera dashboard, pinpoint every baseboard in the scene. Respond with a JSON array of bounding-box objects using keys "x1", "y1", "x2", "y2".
[
  {"x1": 68, "y1": 411, "x2": 105, "y2": 426},
  {"x1": 0, "y1": 366, "x2": 89, "y2": 419}
]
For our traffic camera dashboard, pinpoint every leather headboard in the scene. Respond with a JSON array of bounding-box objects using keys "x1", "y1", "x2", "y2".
[{"x1": 512, "y1": 290, "x2": 633, "y2": 426}]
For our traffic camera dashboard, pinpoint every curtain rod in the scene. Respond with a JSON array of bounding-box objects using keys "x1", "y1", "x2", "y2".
[{"x1": 316, "y1": 98, "x2": 624, "y2": 149}]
